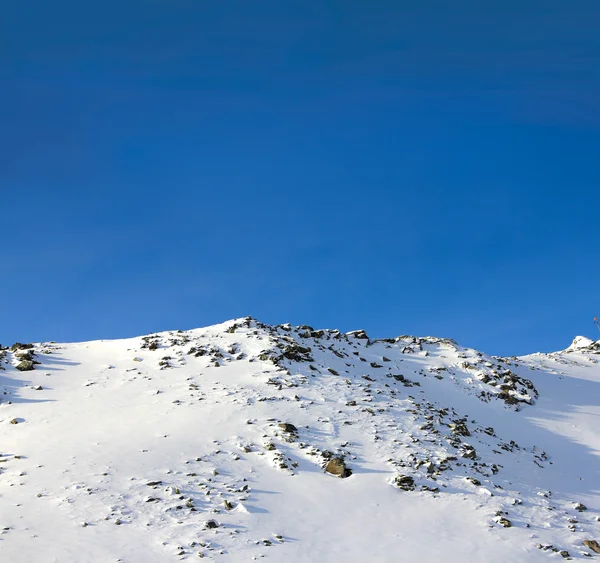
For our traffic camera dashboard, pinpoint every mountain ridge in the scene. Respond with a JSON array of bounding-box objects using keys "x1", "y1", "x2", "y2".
[{"x1": 1, "y1": 317, "x2": 599, "y2": 562}]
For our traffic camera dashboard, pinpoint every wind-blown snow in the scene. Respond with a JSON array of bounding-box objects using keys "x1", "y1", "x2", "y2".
[{"x1": 1, "y1": 318, "x2": 599, "y2": 561}]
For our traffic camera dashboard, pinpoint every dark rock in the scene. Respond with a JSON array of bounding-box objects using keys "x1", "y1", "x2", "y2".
[
  {"x1": 394, "y1": 475, "x2": 415, "y2": 491},
  {"x1": 278, "y1": 423, "x2": 298, "y2": 434},
  {"x1": 460, "y1": 445, "x2": 477, "y2": 460},
  {"x1": 347, "y1": 330, "x2": 369, "y2": 340},
  {"x1": 10, "y1": 343, "x2": 34, "y2": 351},
  {"x1": 282, "y1": 345, "x2": 313, "y2": 362},
  {"x1": 15, "y1": 351, "x2": 35, "y2": 361},
  {"x1": 575, "y1": 503, "x2": 588, "y2": 512},
  {"x1": 16, "y1": 360, "x2": 35, "y2": 372},
  {"x1": 450, "y1": 419, "x2": 471, "y2": 437},
  {"x1": 205, "y1": 519, "x2": 219, "y2": 529}
]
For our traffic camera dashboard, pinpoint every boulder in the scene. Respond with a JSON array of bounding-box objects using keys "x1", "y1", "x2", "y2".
[
  {"x1": 584, "y1": 540, "x2": 600, "y2": 554},
  {"x1": 394, "y1": 475, "x2": 415, "y2": 491},
  {"x1": 325, "y1": 457, "x2": 352, "y2": 478},
  {"x1": 278, "y1": 423, "x2": 298, "y2": 434}
]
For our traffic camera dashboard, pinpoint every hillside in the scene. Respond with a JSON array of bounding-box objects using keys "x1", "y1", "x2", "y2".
[{"x1": 1, "y1": 317, "x2": 599, "y2": 562}]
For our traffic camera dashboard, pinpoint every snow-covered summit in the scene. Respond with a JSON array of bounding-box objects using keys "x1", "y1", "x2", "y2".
[
  {"x1": 1, "y1": 317, "x2": 599, "y2": 562},
  {"x1": 567, "y1": 335, "x2": 600, "y2": 352}
]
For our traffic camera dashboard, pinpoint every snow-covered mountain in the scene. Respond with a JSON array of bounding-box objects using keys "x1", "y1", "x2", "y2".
[{"x1": 1, "y1": 317, "x2": 599, "y2": 562}]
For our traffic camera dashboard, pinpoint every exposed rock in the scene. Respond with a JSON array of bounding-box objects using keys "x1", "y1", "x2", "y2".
[
  {"x1": 281, "y1": 345, "x2": 313, "y2": 362},
  {"x1": 205, "y1": 519, "x2": 219, "y2": 529},
  {"x1": 16, "y1": 360, "x2": 35, "y2": 372},
  {"x1": 450, "y1": 419, "x2": 470, "y2": 437},
  {"x1": 278, "y1": 423, "x2": 298, "y2": 434},
  {"x1": 347, "y1": 330, "x2": 369, "y2": 340},
  {"x1": 575, "y1": 503, "x2": 588, "y2": 512},
  {"x1": 15, "y1": 351, "x2": 35, "y2": 361},
  {"x1": 394, "y1": 475, "x2": 415, "y2": 491},
  {"x1": 584, "y1": 540, "x2": 600, "y2": 554},
  {"x1": 325, "y1": 457, "x2": 351, "y2": 478},
  {"x1": 459, "y1": 445, "x2": 477, "y2": 460},
  {"x1": 10, "y1": 343, "x2": 34, "y2": 352}
]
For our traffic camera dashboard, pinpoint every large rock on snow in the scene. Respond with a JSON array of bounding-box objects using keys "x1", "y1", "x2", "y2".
[
  {"x1": 325, "y1": 457, "x2": 351, "y2": 478},
  {"x1": 16, "y1": 360, "x2": 35, "y2": 371},
  {"x1": 584, "y1": 540, "x2": 600, "y2": 554},
  {"x1": 394, "y1": 475, "x2": 416, "y2": 491}
]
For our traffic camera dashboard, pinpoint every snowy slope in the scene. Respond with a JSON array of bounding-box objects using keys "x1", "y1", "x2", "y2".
[{"x1": 1, "y1": 318, "x2": 599, "y2": 562}]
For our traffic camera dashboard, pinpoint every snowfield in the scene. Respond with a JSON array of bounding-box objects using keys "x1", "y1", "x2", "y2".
[{"x1": 1, "y1": 317, "x2": 599, "y2": 562}]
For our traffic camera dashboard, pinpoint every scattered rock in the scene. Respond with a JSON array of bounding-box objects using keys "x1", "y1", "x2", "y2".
[
  {"x1": 16, "y1": 360, "x2": 35, "y2": 372},
  {"x1": 205, "y1": 519, "x2": 219, "y2": 529}
]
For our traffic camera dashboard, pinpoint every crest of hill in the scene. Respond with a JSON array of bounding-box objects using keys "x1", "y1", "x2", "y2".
[{"x1": 0, "y1": 317, "x2": 599, "y2": 562}]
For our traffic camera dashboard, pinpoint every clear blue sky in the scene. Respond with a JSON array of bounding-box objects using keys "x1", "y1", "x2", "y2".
[{"x1": 2, "y1": 1, "x2": 599, "y2": 356}]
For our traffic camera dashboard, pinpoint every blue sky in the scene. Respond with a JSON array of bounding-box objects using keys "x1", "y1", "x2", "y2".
[{"x1": 2, "y1": 1, "x2": 599, "y2": 355}]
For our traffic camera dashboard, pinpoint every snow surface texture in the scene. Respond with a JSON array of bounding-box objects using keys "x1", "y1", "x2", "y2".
[{"x1": 1, "y1": 318, "x2": 599, "y2": 562}]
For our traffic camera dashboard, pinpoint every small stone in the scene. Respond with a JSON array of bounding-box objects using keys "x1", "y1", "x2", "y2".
[
  {"x1": 575, "y1": 503, "x2": 588, "y2": 512},
  {"x1": 205, "y1": 519, "x2": 219, "y2": 529}
]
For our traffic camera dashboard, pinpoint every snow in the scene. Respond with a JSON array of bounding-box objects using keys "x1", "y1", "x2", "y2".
[
  {"x1": 1, "y1": 318, "x2": 599, "y2": 561},
  {"x1": 567, "y1": 336, "x2": 597, "y2": 351}
]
